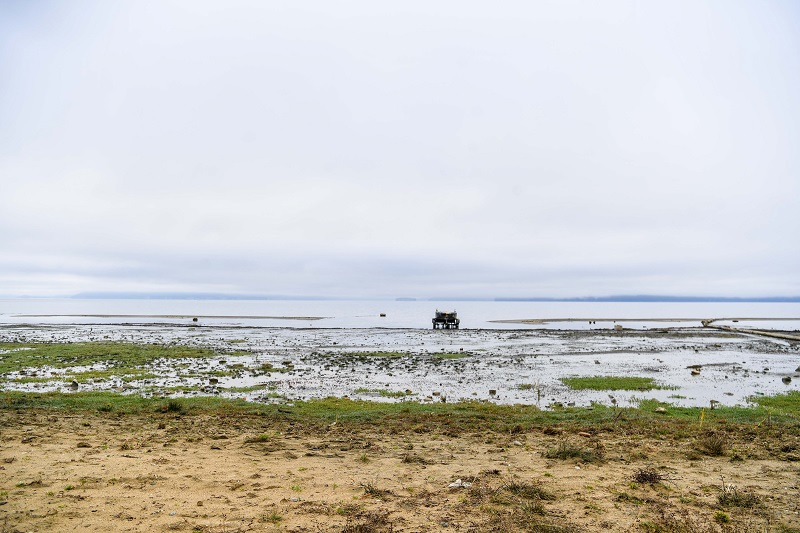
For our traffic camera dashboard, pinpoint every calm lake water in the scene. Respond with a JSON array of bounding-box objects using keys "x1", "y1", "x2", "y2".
[{"x1": 1, "y1": 299, "x2": 799, "y2": 330}]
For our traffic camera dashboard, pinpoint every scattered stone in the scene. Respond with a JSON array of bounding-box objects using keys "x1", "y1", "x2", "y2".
[
  {"x1": 595, "y1": 360, "x2": 601, "y2": 365},
  {"x1": 448, "y1": 479, "x2": 472, "y2": 488},
  {"x1": 69, "y1": 381, "x2": 79, "y2": 390},
  {"x1": 578, "y1": 432, "x2": 592, "y2": 437},
  {"x1": 489, "y1": 390, "x2": 497, "y2": 396},
  {"x1": 513, "y1": 440, "x2": 523, "y2": 446},
  {"x1": 783, "y1": 376, "x2": 792, "y2": 384},
  {"x1": 691, "y1": 370, "x2": 701, "y2": 376},
  {"x1": 77, "y1": 442, "x2": 91, "y2": 448},
  {"x1": 209, "y1": 378, "x2": 219, "y2": 385},
  {"x1": 655, "y1": 407, "x2": 667, "y2": 413}
]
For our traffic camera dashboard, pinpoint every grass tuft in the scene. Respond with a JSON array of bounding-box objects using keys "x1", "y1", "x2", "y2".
[
  {"x1": 544, "y1": 440, "x2": 602, "y2": 463},
  {"x1": 696, "y1": 433, "x2": 728, "y2": 456},
  {"x1": 503, "y1": 480, "x2": 556, "y2": 501},
  {"x1": 718, "y1": 483, "x2": 762, "y2": 508}
]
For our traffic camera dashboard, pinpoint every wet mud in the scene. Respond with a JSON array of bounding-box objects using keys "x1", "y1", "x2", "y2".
[{"x1": 1, "y1": 324, "x2": 798, "y2": 408}]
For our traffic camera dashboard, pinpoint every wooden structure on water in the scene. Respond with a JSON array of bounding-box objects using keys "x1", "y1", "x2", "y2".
[{"x1": 432, "y1": 310, "x2": 460, "y2": 329}]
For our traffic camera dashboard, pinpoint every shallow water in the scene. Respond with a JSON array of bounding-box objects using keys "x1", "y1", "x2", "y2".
[
  {"x1": 1, "y1": 322, "x2": 797, "y2": 409},
  {"x1": 2, "y1": 298, "x2": 800, "y2": 330}
]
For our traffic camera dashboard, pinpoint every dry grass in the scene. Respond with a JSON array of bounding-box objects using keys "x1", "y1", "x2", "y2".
[
  {"x1": 718, "y1": 483, "x2": 762, "y2": 509},
  {"x1": 544, "y1": 440, "x2": 603, "y2": 462},
  {"x1": 341, "y1": 510, "x2": 395, "y2": 533},
  {"x1": 632, "y1": 468, "x2": 665, "y2": 484},
  {"x1": 696, "y1": 432, "x2": 728, "y2": 456}
]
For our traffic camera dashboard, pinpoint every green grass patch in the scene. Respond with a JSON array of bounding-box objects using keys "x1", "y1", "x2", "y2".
[
  {"x1": 353, "y1": 388, "x2": 411, "y2": 398},
  {"x1": 222, "y1": 384, "x2": 271, "y2": 393},
  {"x1": 560, "y1": 376, "x2": 675, "y2": 391},
  {"x1": 749, "y1": 391, "x2": 800, "y2": 414},
  {"x1": 0, "y1": 342, "x2": 223, "y2": 374},
  {"x1": 3, "y1": 391, "x2": 800, "y2": 432}
]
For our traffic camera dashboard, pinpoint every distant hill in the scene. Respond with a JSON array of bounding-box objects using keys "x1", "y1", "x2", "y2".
[{"x1": 494, "y1": 295, "x2": 800, "y2": 303}]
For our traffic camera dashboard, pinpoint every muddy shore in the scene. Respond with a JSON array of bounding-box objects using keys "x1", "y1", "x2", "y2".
[{"x1": 2, "y1": 324, "x2": 798, "y2": 408}]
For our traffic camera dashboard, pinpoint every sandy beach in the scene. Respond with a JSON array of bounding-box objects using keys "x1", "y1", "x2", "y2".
[{"x1": 3, "y1": 404, "x2": 800, "y2": 533}]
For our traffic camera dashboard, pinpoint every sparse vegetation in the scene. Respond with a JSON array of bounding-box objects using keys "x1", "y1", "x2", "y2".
[
  {"x1": 360, "y1": 482, "x2": 392, "y2": 499},
  {"x1": 544, "y1": 440, "x2": 603, "y2": 463},
  {"x1": 432, "y1": 352, "x2": 470, "y2": 359},
  {"x1": 503, "y1": 480, "x2": 556, "y2": 500},
  {"x1": 718, "y1": 481, "x2": 762, "y2": 508},
  {"x1": 353, "y1": 388, "x2": 411, "y2": 398},
  {"x1": 560, "y1": 376, "x2": 675, "y2": 391}
]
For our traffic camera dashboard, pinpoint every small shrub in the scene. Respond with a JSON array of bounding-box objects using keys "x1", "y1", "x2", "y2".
[
  {"x1": 360, "y1": 482, "x2": 392, "y2": 499},
  {"x1": 714, "y1": 511, "x2": 730, "y2": 524},
  {"x1": 718, "y1": 484, "x2": 761, "y2": 508},
  {"x1": 632, "y1": 468, "x2": 663, "y2": 484},
  {"x1": 697, "y1": 433, "x2": 728, "y2": 456},
  {"x1": 161, "y1": 400, "x2": 184, "y2": 414},
  {"x1": 260, "y1": 511, "x2": 282, "y2": 524}
]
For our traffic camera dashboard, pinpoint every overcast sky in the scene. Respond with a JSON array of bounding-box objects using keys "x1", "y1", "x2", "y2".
[{"x1": 1, "y1": 1, "x2": 798, "y2": 299}]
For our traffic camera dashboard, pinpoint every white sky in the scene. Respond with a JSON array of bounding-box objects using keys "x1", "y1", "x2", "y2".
[{"x1": 1, "y1": 0, "x2": 798, "y2": 298}]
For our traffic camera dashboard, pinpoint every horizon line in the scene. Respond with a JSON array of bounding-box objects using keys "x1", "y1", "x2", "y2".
[{"x1": 2, "y1": 292, "x2": 800, "y2": 303}]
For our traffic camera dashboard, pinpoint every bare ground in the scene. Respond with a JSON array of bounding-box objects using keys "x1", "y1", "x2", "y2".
[{"x1": 2, "y1": 409, "x2": 800, "y2": 532}]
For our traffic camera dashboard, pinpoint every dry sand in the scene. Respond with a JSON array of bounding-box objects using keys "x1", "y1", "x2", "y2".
[{"x1": 2, "y1": 408, "x2": 799, "y2": 532}]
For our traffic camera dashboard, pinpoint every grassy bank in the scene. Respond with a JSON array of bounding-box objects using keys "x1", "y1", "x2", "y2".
[{"x1": 3, "y1": 390, "x2": 800, "y2": 434}]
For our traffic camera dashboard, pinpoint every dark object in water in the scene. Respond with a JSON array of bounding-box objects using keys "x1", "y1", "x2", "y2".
[{"x1": 432, "y1": 310, "x2": 460, "y2": 329}]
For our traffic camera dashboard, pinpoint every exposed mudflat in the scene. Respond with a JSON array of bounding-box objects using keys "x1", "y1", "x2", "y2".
[{"x1": 2, "y1": 324, "x2": 798, "y2": 408}]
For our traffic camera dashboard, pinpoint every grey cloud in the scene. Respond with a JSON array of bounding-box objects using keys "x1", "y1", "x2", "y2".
[{"x1": 1, "y1": 0, "x2": 798, "y2": 297}]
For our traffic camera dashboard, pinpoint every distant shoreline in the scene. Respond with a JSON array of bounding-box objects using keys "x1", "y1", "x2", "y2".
[
  {"x1": 490, "y1": 317, "x2": 800, "y2": 324},
  {"x1": 14, "y1": 314, "x2": 327, "y2": 321}
]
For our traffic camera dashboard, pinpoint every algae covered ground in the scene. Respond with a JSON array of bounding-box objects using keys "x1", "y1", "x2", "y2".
[{"x1": 1, "y1": 323, "x2": 799, "y2": 408}]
